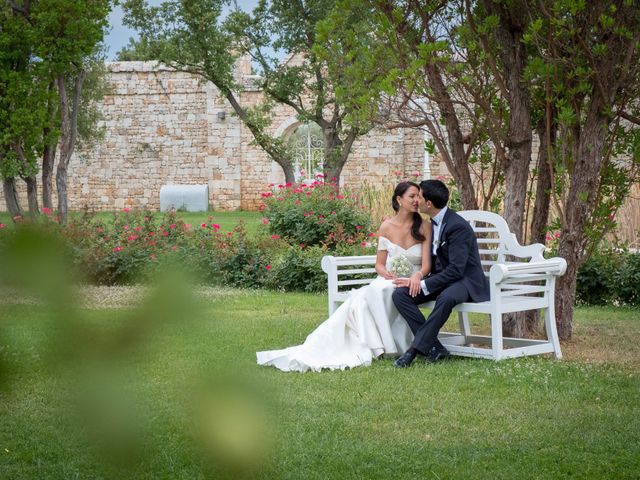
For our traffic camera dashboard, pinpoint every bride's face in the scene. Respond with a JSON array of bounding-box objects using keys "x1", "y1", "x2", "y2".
[{"x1": 399, "y1": 186, "x2": 421, "y2": 213}]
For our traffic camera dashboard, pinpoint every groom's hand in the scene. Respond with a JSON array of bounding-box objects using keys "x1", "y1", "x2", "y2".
[{"x1": 393, "y1": 275, "x2": 421, "y2": 297}]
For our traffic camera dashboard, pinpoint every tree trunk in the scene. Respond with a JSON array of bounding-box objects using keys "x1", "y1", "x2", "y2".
[
  {"x1": 530, "y1": 119, "x2": 553, "y2": 245},
  {"x1": 481, "y1": 0, "x2": 533, "y2": 337},
  {"x1": 3, "y1": 177, "x2": 22, "y2": 219},
  {"x1": 56, "y1": 166, "x2": 69, "y2": 223},
  {"x1": 554, "y1": 99, "x2": 610, "y2": 340},
  {"x1": 41, "y1": 143, "x2": 56, "y2": 210},
  {"x1": 55, "y1": 71, "x2": 86, "y2": 224},
  {"x1": 555, "y1": 242, "x2": 580, "y2": 341},
  {"x1": 42, "y1": 79, "x2": 57, "y2": 210},
  {"x1": 323, "y1": 129, "x2": 358, "y2": 187},
  {"x1": 23, "y1": 176, "x2": 39, "y2": 218}
]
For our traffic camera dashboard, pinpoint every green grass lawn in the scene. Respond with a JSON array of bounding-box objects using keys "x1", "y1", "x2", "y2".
[
  {"x1": 0, "y1": 210, "x2": 264, "y2": 234},
  {"x1": 0, "y1": 287, "x2": 638, "y2": 479}
]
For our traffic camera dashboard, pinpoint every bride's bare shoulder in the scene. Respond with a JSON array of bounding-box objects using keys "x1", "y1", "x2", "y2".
[{"x1": 377, "y1": 218, "x2": 394, "y2": 237}]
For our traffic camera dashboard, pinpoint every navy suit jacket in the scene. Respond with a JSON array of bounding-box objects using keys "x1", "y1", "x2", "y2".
[{"x1": 424, "y1": 209, "x2": 490, "y2": 302}]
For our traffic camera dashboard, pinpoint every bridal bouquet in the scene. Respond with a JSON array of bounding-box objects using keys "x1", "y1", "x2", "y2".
[{"x1": 389, "y1": 254, "x2": 413, "y2": 277}]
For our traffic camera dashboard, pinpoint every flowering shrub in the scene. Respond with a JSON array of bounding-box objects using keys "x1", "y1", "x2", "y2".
[
  {"x1": 266, "y1": 244, "x2": 329, "y2": 293},
  {"x1": 0, "y1": 200, "x2": 379, "y2": 291},
  {"x1": 260, "y1": 181, "x2": 373, "y2": 248}
]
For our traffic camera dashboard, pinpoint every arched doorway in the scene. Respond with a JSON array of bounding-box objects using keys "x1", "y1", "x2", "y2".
[{"x1": 286, "y1": 122, "x2": 324, "y2": 183}]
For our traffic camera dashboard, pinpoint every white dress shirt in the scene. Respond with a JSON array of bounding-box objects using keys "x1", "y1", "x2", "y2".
[{"x1": 421, "y1": 206, "x2": 448, "y2": 295}]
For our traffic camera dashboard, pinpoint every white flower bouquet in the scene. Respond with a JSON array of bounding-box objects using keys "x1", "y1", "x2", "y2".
[{"x1": 389, "y1": 254, "x2": 413, "y2": 277}]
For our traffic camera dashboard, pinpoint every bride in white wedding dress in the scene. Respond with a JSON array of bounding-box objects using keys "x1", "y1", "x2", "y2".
[{"x1": 256, "y1": 181, "x2": 432, "y2": 372}]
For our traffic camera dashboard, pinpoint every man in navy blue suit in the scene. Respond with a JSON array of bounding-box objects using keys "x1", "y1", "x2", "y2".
[{"x1": 392, "y1": 179, "x2": 490, "y2": 367}]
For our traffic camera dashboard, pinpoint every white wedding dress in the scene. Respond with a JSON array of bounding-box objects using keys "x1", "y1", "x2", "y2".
[{"x1": 256, "y1": 237, "x2": 422, "y2": 372}]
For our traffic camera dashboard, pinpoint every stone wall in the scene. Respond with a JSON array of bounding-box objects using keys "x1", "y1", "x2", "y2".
[{"x1": 1, "y1": 61, "x2": 434, "y2": 212}]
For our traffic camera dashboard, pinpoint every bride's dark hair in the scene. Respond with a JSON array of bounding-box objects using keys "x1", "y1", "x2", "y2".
[{"x1": 391, "y1": 181, "x2": 425, "y2": 242}]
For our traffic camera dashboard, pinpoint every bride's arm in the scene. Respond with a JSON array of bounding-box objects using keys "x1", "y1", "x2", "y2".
[
  {"x1": 376, "y1": 249, "x2": 395, "y2": 279},
  {"x1": 375, "y1": 221, "x2": 396, "y2": 279},
  {"x1": 419, "y1": 220, "x2": 432, "y2": 276},
  {"x1": 407, "y1": 220, "x2": 431, "y2": 296}
]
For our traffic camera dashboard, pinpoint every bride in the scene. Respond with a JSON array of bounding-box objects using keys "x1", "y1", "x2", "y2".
[{"x1": 256, "y1": 181, "x2": 432, "y2": 372}]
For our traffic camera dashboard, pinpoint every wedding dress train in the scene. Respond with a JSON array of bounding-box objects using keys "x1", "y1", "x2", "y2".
[{"x1": 256, "y1": 237, "x2": 422, "y2": 372}]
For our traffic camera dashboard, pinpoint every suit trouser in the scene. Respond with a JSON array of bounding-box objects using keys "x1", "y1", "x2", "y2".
[{"x1": 392, "y1": 281, "x2": 471, "y2": 355}]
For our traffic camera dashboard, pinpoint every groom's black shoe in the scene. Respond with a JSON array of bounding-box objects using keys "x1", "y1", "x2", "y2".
[
  {"x1": 425, "y1": 346, "x2": 451, "y2": 363},
  {"x1": 394, "y1": 350, "x2": 418, "y2": 368}
]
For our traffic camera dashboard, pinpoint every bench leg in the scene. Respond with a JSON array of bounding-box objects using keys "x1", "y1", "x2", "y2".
[
  {"x1": 544, "y1": 307, "x2": 563, "y2": 360},
  {"x1": 458, "y1": 312, "x2": 471, "y2": 343},
  {"x1": 490, "y1": 310, "x2": 504, "y2": 360}
]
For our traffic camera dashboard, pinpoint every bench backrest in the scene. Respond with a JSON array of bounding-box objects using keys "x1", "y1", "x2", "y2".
[
  {"x1": 457, "y1": 210, "x2": 546, "y2": 276},
  {"x1": 320, "y1": 210, "x2": 550, "y2": 314}
]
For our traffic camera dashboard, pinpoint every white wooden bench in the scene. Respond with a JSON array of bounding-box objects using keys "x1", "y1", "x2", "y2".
[{"x1": 321, "y1": 210, "x2": 566, "y2": 360}]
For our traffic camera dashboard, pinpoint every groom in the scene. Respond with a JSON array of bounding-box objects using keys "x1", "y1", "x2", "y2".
[{"x1": 392, "y1": 179, "x2": 489, "y2": 367}]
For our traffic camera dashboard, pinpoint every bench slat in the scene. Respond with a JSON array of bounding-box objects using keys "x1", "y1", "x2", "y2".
[{"x1": 337, "y1": 267, "x2": 377, "y2": 275}]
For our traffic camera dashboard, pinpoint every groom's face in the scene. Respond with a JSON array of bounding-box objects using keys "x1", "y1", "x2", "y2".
[{"x1": 418, "y1": 190, "x2": 428, "y2": 214}]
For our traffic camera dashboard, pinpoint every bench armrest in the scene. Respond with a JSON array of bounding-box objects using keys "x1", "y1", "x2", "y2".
[{"x1": 489, "y1": 257, "x2": 567, "y2": 283}]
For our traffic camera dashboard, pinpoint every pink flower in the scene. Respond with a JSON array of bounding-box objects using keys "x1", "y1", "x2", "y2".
[
  {"x1": 295, "y1": 200, "x2": 301, "y2": 205},
  {"x1": 265, "y1": 265, "x2": 272, "y2": 270},
  {"x1": 361, "y1": 241, "x2": 367, "y2": 246},
  {"x1": 162, "y1": 231, "x2": 169, "y2": 236},
  {"x1": 123, "y1": 225, "x2": 129, "y2": 230},
  {"x1": 123, "y1": 208, "x2": 130, "y2": 213},
  {"x1": 261, "y1": 192, "x2": 273, "y2": 198},
  {"x1": 271, "y1": 234, "x2": 280, "y2": 240},
  {"x1": 42, "y1": 207, "x2": 52, "y2": 216},
  {"x1": 262, "y1": 217, "x2": 269, "y2": 225},
  {"x1": 546, "y1": 234, "x2": 552, "y2": 241},
  {"x1": 337, "y1": 195, "x2": 345, "y2": 200},
  {"x1": 135, "y1": 226, "x2": 142, "y2": 231},
  {"x1": 212, "y1": 223, "x2": 221, "y2": 231},
  {"x1": 149, "y1": 231, "x2": 156, "y2": 237},
  {"x1": 258, "y1": 204, "x2": 266, "y2": 211},
  {"x1": 411, "y1": 171, "x2": 420, "y2": 177},
  {"x1": 127, "y1": 235, "x2": 138, "y2": 241},
  {"x1": 554, "y1": 232, "x2": 560, "y2": 238},
  {"x1": 112, "y1": 246, "x2": 123, "y2": 252},
  {"x1": 315, "y1": 172, "x2": 325, "y2": 178},
  {"x1": 331, "y1": 177, "x2": 338, "y2": 182},
  {"x1": 0, "y1": 223, "x2": 6, "y2": 229},
  {"x1": 201, "y1": 223, "x2": 207, "y2": 228},
  {"x1": 185, "y1": 223, "x2": 191, "y2": 229},
  {"x1": 356, "y1": 225, "x2": 362, "y2": 230},
  {"x1": 369, "y1": 232, "x2": 376, "y2": 237},
  {"x1": 285, "y1": 182, "x2": 292, "y2": 187},
  {"x1": 170, "y1": 224, "x2": 176, "y2": 229}
]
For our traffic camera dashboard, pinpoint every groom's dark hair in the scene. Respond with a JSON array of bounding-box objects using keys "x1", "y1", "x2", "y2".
[{"x1": 420, "y1": 179, "x2": 449, "y2": 209}]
